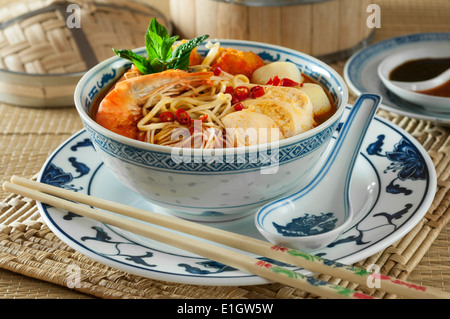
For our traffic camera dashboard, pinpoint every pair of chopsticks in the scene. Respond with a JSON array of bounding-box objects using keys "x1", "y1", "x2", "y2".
[{"x1": 3, "y1": 176, "x2": 449, "y2": 299}]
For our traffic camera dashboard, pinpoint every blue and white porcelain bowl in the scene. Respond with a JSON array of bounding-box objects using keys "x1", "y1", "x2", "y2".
[{"x1": 74, "y1": 39, "x2": 348, "y2": 222}]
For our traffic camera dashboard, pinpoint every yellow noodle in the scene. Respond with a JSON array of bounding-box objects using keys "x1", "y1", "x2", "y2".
[{"x1": 137, "y1": 74, "x2": 250, "y2": 147}]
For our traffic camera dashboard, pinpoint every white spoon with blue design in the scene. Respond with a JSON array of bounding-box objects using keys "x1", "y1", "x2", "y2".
[{"x1": 255, "y1": 93, "x2": 382, "y2": 251}]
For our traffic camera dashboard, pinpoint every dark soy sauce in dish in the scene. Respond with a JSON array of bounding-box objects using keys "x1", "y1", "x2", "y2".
[
  {"x1": 389, "y1": 57, "x2": 450, "y2": 82},
  {"x1": 416, "y1": 79, "x2": 450, "y2": 98},
  {"x1": 389, "y1": 57, "x2": 450, "y2": 98}
]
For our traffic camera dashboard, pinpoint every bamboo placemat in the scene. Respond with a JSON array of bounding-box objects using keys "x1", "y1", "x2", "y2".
[{"x1": 0, "y1": 0, "x2": 449, "y2": 299}]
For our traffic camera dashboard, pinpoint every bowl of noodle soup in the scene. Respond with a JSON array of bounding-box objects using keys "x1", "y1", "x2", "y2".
[{"x1": 74, "y1": 39, "x2": 348, "y2": 222}]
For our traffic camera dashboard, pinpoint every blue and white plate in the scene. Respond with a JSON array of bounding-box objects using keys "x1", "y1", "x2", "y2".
[
  {"x1": 344, "y1": 32, "x2": 450, "y2": 125},
  {"x1": 36, "y1": 107, "x2": 436, "y2": 286}
]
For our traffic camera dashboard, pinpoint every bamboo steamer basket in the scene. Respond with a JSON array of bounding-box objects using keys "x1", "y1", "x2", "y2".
[
  {"x1": 0, "y1": 0, "x2": 171, "y2": 107},
  {"x1": 170, "y1": 0, "x2": 374, "y2": 62}
]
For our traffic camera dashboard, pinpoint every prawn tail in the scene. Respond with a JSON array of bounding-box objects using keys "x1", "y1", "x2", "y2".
[{"x1": 96, "y1": 90, "x2": 141, "y2": 140}]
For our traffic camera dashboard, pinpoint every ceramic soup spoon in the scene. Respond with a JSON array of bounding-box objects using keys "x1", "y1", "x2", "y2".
[{"x1": 255, "y1": 93, "x2": 382, "y2": 251}]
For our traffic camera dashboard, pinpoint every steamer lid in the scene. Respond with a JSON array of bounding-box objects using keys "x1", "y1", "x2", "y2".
[{"x1": 0, "y1": 0, "x2": 171, "y2": 107}]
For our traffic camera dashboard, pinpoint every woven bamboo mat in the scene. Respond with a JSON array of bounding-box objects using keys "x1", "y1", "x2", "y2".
[{"x1": 0, "y1": 0, "x2": 449, "y2": 300}]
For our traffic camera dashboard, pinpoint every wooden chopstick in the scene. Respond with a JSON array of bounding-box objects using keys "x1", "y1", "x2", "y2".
[
  {"x1": 5, "y1": 176, "x2": 450, "y2": 299},
  {"x1": 3, "y1": 178, "x2": 371, "y2": 299}
]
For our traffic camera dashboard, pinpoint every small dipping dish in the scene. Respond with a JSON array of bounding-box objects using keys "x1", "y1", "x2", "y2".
[{"x1": 377, "y1": 47, "x2": 450, "y2": 113}]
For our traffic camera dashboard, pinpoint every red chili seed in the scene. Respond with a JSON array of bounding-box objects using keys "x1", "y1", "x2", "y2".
[
  {"x1": 251, "y1": 85, "x2": 265, "y2": 98},
  {"x1": 212, "y1": 65, "x2": 222, "y2": 76},
  {"x1": 271, "y1": 76, "x2": 281, "y2": 86},
  {"x1": 175, "y1": 109, "x2": 191, "y2": 125},
  {"x1": 225, "y1": 86, "x2": 234, "y2": 94},
  {"x1": 159, "y1": 111, "x2": 175, "y2": 122},
  {"x1": 280, "y1": 78, "x2": 299, "y2": 87},
  {"x1": 233, "y1": 103, "x2": 244, "y2": 111},
  {"x1": 230, "y1": 93, "x2": 240, "y2": 104},
  {"x1": 234, "y1": 86, "x2": 250, "y2": 101}
]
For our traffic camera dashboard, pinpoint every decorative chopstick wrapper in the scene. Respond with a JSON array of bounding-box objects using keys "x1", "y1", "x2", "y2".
[
  {"x1": 5, "y1": 176, "x2": 450, "y2": 299},
  {"x1": 3, "y1": 178, "x2": 370, "y2": 299}
]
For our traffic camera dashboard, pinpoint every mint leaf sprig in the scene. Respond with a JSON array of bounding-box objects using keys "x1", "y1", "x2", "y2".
[{"x1": 113, "y1": 18, "x2": 209, "y2": 74}]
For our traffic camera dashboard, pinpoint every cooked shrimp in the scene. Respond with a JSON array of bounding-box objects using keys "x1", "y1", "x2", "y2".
[{"x1": 95, "y1": 69, "x2": 214, "y2": 139}]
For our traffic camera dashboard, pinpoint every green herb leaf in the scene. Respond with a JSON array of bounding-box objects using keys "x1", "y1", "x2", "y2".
[
  {"x1": 170, "y1": 34, "x2": 209, "y2": 70},
  {"x1": 149, "y1": 57, "x2": 179, "y2": 73},
  {"x1": 149, "y1": 17, "x2": 170, "y2": 42},
  {"x1": 113, "y1": 18, "x2": 208, "y2": 75},
  {"x1": 162, "y1": 35, "x2": 179, "y2": 60},
  {"x1": 112, "y1": 48, "x2": 155, "y2": 74}
]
